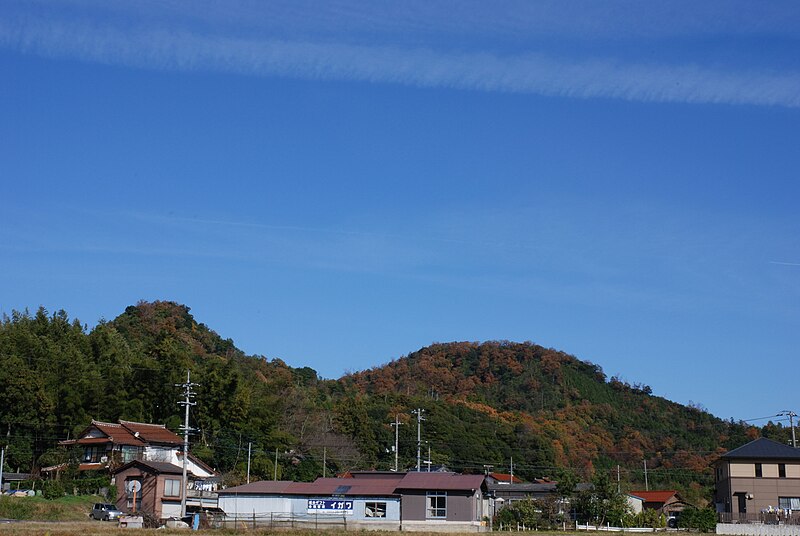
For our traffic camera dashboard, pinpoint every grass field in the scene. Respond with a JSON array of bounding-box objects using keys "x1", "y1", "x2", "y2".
[
  {"x1": 0, "y1": 495, "x2": 103, "y2": 522},
  {"x1": 0, "y1": 522, "x2": 587, "y2": 536}
]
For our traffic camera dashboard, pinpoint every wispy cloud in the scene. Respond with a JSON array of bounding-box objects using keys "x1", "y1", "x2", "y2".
[{"x1": 2, "y1": 15, "x2": 799, "y2": 107}]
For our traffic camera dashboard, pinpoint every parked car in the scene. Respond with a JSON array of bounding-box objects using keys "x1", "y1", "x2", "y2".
[{"x1": 90, "y1": 503, "x2": 123, "y2": 521}]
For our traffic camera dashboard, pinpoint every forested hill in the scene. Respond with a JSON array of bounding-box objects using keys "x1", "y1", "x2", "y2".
[{"x1": 0, "y1": 301, "x2": 781, "y2": 503}]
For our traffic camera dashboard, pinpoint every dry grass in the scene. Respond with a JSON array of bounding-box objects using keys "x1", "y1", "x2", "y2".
[{"x1": 0, "y1": 524, "x2": 591, "y2": 536}]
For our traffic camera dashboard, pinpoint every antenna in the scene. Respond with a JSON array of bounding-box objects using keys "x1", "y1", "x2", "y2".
[{"x1": 176, "y1": 370, "x2": 198, "y2": 518}]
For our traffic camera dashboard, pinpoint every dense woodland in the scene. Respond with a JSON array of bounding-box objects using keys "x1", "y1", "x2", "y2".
[{"x1": 0, "y1": 301, "x2": 788, "y2": 504}]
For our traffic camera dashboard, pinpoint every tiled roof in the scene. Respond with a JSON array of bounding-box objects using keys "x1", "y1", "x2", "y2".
[
  {"x1": 489, "y1": 472, "x2": 523, "y2": 484},
  {"x1": 720, "y1": 437, "x2": 800, "y2": 460},
  {"x1": 119, "y1": 420, "x2": 183, "y2": 445},
  {"x1": 630, "y1": 490, "x2": 678, "y2": 504},
  {"x1": 396, "y1": 472, "x2": 485, "y2": 491},
  {"x1": 90, "y1": 421, "x2": 143, "y2": 446}
]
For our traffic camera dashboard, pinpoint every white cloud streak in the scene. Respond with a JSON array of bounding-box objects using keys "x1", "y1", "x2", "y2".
[{"x1": 3, "y1": 16, "x2": 800, "y2": 107}]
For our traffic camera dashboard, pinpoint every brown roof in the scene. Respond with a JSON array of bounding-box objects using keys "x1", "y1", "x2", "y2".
[
  {"x1": 489, "y1": 472, "x2": 523, "y2": 484},
  {"x1": 221, "y1": 476, "x2": 405, "y2": 497},
  {"x1": 630, "y1": 490, "x2": 679, "y2": 504},
  {"x1": 119, "y1": 420, "x2": 182, "y2": 445},
  {"x1": 89, "y1": 421, "x2": 144, "y2": 446},
  {"x1": 294, "y1": 477, "x2": 403, "y2": 496},
  {"x1": 396, "y1": 472, "x2": 485, "y2": 491},
  {"x1": 74, "y1": 437, "x2": 113, "y2": 445}
]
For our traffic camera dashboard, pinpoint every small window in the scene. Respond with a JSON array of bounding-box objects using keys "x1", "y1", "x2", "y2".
[
  {"x1": 427, "y1": 492, "x2": 446, "y2": 518},
  {"x1": 779, "y1": 497, "x2": 800, "y2": 510},
  {"x1": 164, "y1": 479, "x2": 182, "y2": 497},
  {"x1": 780, "y1": 464, "x2": 787, "y2": 478},
  {"x1": 756, "y1": 463, "x2": 763, "y2": 478},
  {"x1": 365, "y1": 502, "x2": 387, "y2": 518}
]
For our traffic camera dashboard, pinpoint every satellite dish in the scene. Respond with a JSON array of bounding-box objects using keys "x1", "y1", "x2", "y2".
[{"x1": 126, "y1": 480, "x2": 142, "y2": 493}]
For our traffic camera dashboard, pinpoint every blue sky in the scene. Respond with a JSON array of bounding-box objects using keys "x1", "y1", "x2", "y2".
[{"x1": 1, "y1": 0, "x2": 799, "y2": 423}]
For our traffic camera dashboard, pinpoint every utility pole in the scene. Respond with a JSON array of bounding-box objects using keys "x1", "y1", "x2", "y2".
[
  {"x1": 644, "y1": 459, "x2": 649, "y2": 491},
  {"x1": 274, "y1": 448, "x2": 278, "y2": 481},
  {"x1": 246, "y1": 442, "x2": 252, "y2": 484},
  {"x1": 779, "y1": 411, "x2": 798, "y2": 448},
  {"x1": 323, "y1": 447, "x2": 327, "y2": 478},
  {"x1": 617, "y1": 465, "x2": 621, "y2": 493},
  {"x1": 176, "y1": 370, "x2": 197, "y2": 518},
  {"x1": 412, "y1": 409, "x2": 425, "y2": 472},
  {"x1": 390, "y1": 416, "x2": 403, "y2": 472},
  {"x1": 425, "y1": 443, "x2": 432, "y2": 472},
  {"x1": 510, "y1": 456, "x2": 514, "y2": 483}
]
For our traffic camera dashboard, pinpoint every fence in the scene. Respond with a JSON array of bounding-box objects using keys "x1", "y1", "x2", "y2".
[
  {"x1": 209, "y1": 512, "x2": 400, "y2": 531},
  {"x1": 719, "y1": 512, "x2": 800, "y2": 526}
]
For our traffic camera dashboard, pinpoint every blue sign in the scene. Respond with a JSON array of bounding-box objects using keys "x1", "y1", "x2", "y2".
[{"x1": 307, "y1": 499, "x2": 354, "y2": 515}]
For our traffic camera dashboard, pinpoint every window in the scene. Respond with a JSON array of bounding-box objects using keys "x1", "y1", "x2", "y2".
[
  {"x1": 427, "y1": 492, "x2": 446, "y2": 518},
  {"x1": 779, "y1": 497, "x2": 800, "y2": 510},
  {"x1": 365, "y1": 502, "x2": 387, "y2": 518},
  {"x1": 755, "y1": 463, "x2": 763, "y2": 478},
  {"x1": 164, "y1": 479, "x2": 182, "y2": 497},
  {"x1": 780, "y1": 464, "x2": 787, "y2": 478}
]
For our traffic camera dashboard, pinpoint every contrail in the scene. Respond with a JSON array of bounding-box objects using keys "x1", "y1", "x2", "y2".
[{"x1": 2, "y1": 16, "x2": 799, "y2": 108}]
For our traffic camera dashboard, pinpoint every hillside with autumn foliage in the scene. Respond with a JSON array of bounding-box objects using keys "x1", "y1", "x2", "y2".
[{"x1": 0, "y1": 300, "x2": 783, "y2": 504}]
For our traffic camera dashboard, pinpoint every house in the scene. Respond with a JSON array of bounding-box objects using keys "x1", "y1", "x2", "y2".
[
  {"x1": 395, "y1": 472, "x2": 489, "y2": 531},
  {"x1": 218, "y1": 471, "x2": 490, "y2": 532},
  {"x1": 714, "y1": 437, "x2": 800, "y2": 521},
  {"x1": 218, "y1": 473, "x2": 404, "y2": 530},
  {"x1": 112, "y1": 459, "x2": 220, "y2": 520},
  {"x1": 629, "y1": 490, "x2": 688, "y2": 517},
  {"x1": 486, "y1": 472, "x2": 523, "y2": 485},
  {"x1": 51, "y1": 419, "x2": 214, "y2": 479}
]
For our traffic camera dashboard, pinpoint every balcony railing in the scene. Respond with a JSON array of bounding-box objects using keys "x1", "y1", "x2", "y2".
[{"x1": 719, "y1": 512, "x2": 800, "y2": 525}]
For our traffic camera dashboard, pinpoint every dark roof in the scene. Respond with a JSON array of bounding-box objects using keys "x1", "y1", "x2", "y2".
[
  {"x1": 396, "y1": 472, "x2": 485, "y2": 491},
  {"x1": 219, "y1": 481, "x2": 295, "y2": 495},
  {"x1": 487, "y1": 482, "x2": 556, "y2": 493},
  {"x1": 112, "y1": 459, "x2": 185, "y2": 475},
  {"x1": 720, "y1": 438, "x2": 800, "y2": 460}
]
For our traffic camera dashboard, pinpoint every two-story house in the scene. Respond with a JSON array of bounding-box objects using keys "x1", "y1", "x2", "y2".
[
  {"x1": 714, "y1": 437, "x2": 800, "y2": 520},
  {"x1": 51, "y1": 419, "x2": 215, "y2": 480}
]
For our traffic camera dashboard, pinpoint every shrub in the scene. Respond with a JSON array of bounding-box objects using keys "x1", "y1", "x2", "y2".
[
  {"x1": 679, "y1": 506, "x2": 717, "y2": 532},
  {"x1": 42, "y1": 480, "x2": 65, "y2": 500}
]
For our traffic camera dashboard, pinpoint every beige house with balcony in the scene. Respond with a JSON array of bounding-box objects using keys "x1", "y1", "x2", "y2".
[{"x1": 714, "y1": 437, "x2": 800, "y2": 520}]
